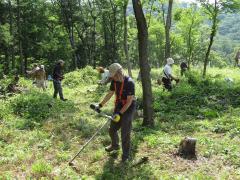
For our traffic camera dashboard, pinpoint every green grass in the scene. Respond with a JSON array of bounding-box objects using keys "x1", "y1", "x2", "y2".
[
  {"x1": 1, "y1": 66, "x2": 240, "y2": 179},
  {"x1": 31, "y1": 160, "x2": 53, "y2": 177}
]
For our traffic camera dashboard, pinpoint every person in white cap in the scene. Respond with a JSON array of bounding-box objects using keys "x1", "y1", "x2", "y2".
[
  {"x1": 35, "y1": 64, "x2": 47, "y2": 91},
  {"x1": 162, "y1": 58, "x2": 179, "y2": 91},
  {"x1": 96, "y1": 66, "x2": 110, "y2": 85},
  {"x1": 26, "y1": 64, "x2": 40, "y2": 84},
  {"x1": 94, "y1": 63, "x2": 136, "y2": 163}
]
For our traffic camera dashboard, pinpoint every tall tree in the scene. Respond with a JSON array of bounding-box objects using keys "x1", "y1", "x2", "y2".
[
  {"x1": 58, "y1": 0, "x2": 80, "y2": 70},
  {"x1": 95, "y1": 0, "x2": 122, "y2": 65},
  {"x1": 123, "y1": 0, "x2": 132, "y2": 77},
  {"x1": 175, "y1": 4, "x2": 204, "y2": 69},
  {"x1": 132, "y1": 0, "x2": 154, "y2": 127},
  {"x1": 17, "y1": 0, "x2": 24, "y2": 74},
  {"x1": 165, "y1": 0, "x2": 173, "y2": 59},
  {"x1": 8, "y1": 0, "x2": 14, "y2": 71},
  {"x1": 200, "y1": 0, "x2": 240, "y2": 77},
  {"x1": 202, "y1": 0, "x2": 218, "y2": 77},
  {"x1": 87, "y1": 0, "x2": 97, "y2": 68}
]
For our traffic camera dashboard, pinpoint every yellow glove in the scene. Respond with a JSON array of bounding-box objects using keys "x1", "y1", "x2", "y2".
[{"x1": 113, "y1": 113, "x2": 121, "y2": 123}]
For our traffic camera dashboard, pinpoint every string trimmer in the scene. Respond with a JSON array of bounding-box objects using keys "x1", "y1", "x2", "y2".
[{"x1": 68, "y1": 104, "x2": 112, "y2": 166}]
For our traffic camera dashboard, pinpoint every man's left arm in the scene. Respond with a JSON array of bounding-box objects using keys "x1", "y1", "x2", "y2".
[
  {"x1": 119, "y1": 80, "x2": 135, "y2": 114},
  {"x1": 169, "y1": 74, "x2": 179, "y2": 82},
  {"x1": 119, "y1": 95, "x2": 134, "y2": 114}
]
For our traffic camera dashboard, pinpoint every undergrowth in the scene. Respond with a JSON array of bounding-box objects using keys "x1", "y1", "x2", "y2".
[{"x1": 1, "y1": 66, "x2": 240, "y2": 179}]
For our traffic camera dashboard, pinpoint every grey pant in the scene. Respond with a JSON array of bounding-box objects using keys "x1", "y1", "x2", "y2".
[
  {"x1": 53, "y1": 79, "x2": 64, "y2": 99},
  {"x1": 109, "y1": 101, "x2": 136, "y2": 160}
]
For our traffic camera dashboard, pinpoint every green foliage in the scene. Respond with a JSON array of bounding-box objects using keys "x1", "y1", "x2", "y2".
[
  {"x1": 92, "y1": 150, "x2": 104, "y2": 162},
  {"x1": 11, "y1": 92, "x2": 51, "y2": 121},
  {"x1": 68, "y1": 118, "x2": 99, "y2": 138},
  {"x1": 63, "y1": 66, "x2": 98, "y2": 88},
  {"x1": 213, "y1": 13, "x2": 240, "y2": 64},
  {"x1": 210, "y1": 50, "x2": 228, "y2": 67},
  {"x1": 171, "y1": 81, "x2": 197, "y2": 97},
  {"x1": 0, "y1": 101, "x2": 11, "y2": 120},
  {"x1": 175, "y1": 4, "x2": 206, "y2": 66},
  {"x1": 0, "y1": 0, "x2": 239, "y2": 74},
  {"x1": 0, "y1": 23, "x2": 13, "y2": 46},
  {"x1": 154, "y1": 68, "x2": 240, "y2": 126},
  {"x1": 56, "y1": 151, "x2": 70, "y2": 162},
  {"x1": 0, "y1": 172, "x2": 13, "y2": 180},
  {"x1": 200, "y1": 108, "x2": 219, "y2": 119},
  {"x1": 31, "y1": 160, "x2": 53, "y2": 176},
  {"x1": 11, "y1": 91, "x2": 75, "y2": 129},
  {"x1": 1, "y1": 67, "x2": 240, "y2": 178},
  {"x1": 148, "y1": 18, "x2": 165, "y2": 66}
]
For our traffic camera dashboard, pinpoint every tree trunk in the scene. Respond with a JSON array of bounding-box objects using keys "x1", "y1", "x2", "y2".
[
  {"x1": 17, "y1": 0, "x2": 24, "y2": 74},
  {"x1": 203, "y1": 31, "x2": 215, "y2": 77},
  {"x1": 203, "y1": 1, "x2": 218, "y2": 77},
  {"x1": 8, "y1": 0, "x2": 15, "y2": 71},
  {"x1": 59, "y1": 0, "x2": 79, "y2": 70},
  {"x1": 70, "y1": 24, "x2": 78, "y2": 69},
  {"x1": 88, "y1": 0, "x2": 97, "y2": 68},
  {"x1": 102, "y1": 15, "x2": 112, "y2": 64},
  {"x1": 147, "y1": 0, "x2": 155, "y2": 28},
  {"x1": 160, "y1": 2, "x2": 166, "y2": 27},
  {"x1": 109, "y1": 0, "x2": 118, "y2": 63},
  {"x1": 4, "y1": 49, "x2": 9, "y2": 75},
  {"x1": 132, "y1": 0, "x2": 154, "y2": 127},
  {"x1": 187, "y1": 21, "x2": 194, "y2": 70},
  {"x1": 24, "y1": 54, "x2": 28, "y2": 74},
  {"x1": 123, "y1": 0, "x2": 132, "y2": 77},
  {"x1": 165, "y1": 0, "x2": 173, "y2": 59},
  {"x1": 92, "y1": 17, "x2": 97, "y2": 68}
]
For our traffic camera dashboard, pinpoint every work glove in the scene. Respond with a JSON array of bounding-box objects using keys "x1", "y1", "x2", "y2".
[{"x1": 112, "y1": 112, "x2": 122, "y2": 123}]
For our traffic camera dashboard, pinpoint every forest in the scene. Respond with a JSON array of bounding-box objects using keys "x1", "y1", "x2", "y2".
[
  {"x1": 0, "y1": 0, "x2": 240, "y2": 179},
  {"x1": 0, "y1": 0, "x2": 239, "y2": 74}
]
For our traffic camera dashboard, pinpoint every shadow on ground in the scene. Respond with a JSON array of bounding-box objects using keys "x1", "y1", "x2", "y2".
[{"x1": 95, "y1": 122, "x2": 156, "y2": 179}]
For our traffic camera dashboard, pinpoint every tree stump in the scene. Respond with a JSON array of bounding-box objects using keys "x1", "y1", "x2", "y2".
[{"x1": 178, "y1": 137, "x2": 197, "y2": 158}]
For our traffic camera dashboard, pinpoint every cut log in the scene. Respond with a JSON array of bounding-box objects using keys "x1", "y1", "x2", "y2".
[{"x1": 178, "y1": 137, "x2": 197, "y2": 158}]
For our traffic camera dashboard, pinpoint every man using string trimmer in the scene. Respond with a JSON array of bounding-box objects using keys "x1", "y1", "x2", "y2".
[{"x1": 94, "y1": 63, "x2": 136, "y2": 163}]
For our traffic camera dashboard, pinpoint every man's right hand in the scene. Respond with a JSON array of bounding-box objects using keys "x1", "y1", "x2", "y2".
[{"x1": 90, "y1": 103, "x2": 102, "y2": 113}]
